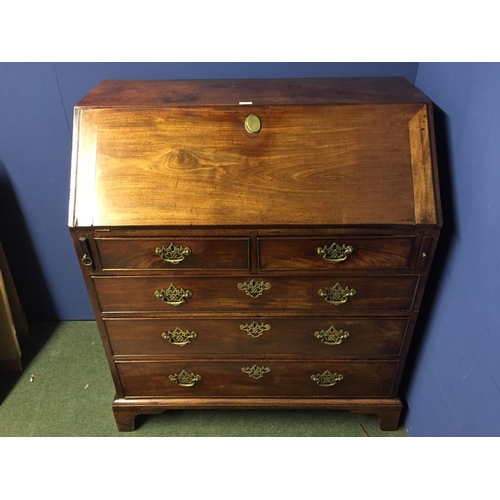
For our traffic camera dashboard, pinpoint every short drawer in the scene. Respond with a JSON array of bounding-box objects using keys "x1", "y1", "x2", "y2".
[
  {"x1": 94, "y1": 275, "x2": 419, "y2": 313},
  {"x1": 116, "y1": 360, "x2": 398, "y2": 398},
  {"x1": 106, "y1": 317, "x2": 409, "y2": 357},
  {"x1": 96, "y1": 237, "x2": 249, "y2": 271},
  {"x1": 259, "y1": 237, "x2": 415, "y2": 270}
]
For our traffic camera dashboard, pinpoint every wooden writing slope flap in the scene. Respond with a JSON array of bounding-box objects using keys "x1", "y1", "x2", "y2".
[{"x1": 69, "y1": 78, "x2": 442, "y2": 229}]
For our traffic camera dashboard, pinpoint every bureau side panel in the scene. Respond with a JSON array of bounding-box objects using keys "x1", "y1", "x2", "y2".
[{"x1": 69, "y1": 229, "x2": 125, "y2": 398}]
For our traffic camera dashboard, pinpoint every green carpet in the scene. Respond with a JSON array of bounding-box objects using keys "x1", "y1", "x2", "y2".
[{"x1": 0, "y1": 322, "x2": 408, "y2": 437}]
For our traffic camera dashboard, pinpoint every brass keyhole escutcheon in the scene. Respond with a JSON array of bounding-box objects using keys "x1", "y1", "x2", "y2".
[{"x1": 244, "y1": 114, "x2": 261, "y2": 134}]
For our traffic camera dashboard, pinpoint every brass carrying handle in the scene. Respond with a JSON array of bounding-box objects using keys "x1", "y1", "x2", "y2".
[
  {"x1": 310, "y1": 370, "x2": 344, "y2": 387},
  {"x1": 81, "y1": 254, "x2": 93, "y2": 266},
  {"x1": 168, "y1": 370, "x2": 201, "y2": 387},
  {"x1": 318, "y1": 282, "x2": 356, "y2": 306},
  {"x1": 316, "y1": 242, "x2": 354, "y2": 263},
  {"x1": 162, "y1": 327, "x2": 197, "y2": 347},
  {"x1": 155, "y1": 243, "x2": 191, "y2": 264},
  {"x1": 154, "y1": 284, "x2": 192, "y2": 306},
  {"x1": 79, "y1": 237, "x2": 93, "y2": 268}
]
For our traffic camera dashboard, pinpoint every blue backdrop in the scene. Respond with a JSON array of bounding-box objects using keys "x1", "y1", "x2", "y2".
[{"x1": 405, "y1": 63, "x2": 500, "y2": 436}]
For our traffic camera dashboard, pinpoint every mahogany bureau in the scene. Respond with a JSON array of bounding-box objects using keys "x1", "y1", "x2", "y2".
[{"x1": 68, "y1": 77, "x2": 442, "y2": 432}]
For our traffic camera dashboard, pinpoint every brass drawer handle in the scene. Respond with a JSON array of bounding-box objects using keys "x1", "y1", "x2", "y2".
[
  {"x1": 241, "y1": 365, "x2": 271, "y2": 379},
  {"x1": 155, "y1": 243, "x2": 192, "y2": 264},
  {"x1": 314, "y1": 326, "x2": 350, "y2": 346},
  {"x1": 310, "y1": 370, "x2": 344, "y2": 387},
  {"x1": 318, "y1": 282, "x2": 356, "y2": 306},
  {"x1": 154, "y1": 283, "x2": 192, "y2": 306},
  {"x1": 162, "y1": 327, "x2": 197, "y2": 346},
  {"x1": 239, "y1": 322, "x2": 271, "y2": 338},
  {"x1": 237, "y1": 279, "x2": 271, "y2": 298},
  {"x1": 316, "y1": 242, "x2": 353, "y2": 263},
  {"x1": 244, "y1": 114, "x2": 261, "y2": 134},
  {"x1": 168, "y1": 370, "x2": 201, "y2": 387}
]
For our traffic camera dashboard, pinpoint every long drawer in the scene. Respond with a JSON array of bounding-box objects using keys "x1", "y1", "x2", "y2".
[
  {"x1": 258, "y1": 236, "x2": 415, "y2": 270},
  {"x1": 116, "y1": 360, "x2": 399, "y2": 398},
  {"x1": 94, "y1": 275, "x2": 419, "y2": 313},
  {"x1": 96, "y1": 237, "x2": 250, "y2": 271},
  {"x1": 106, "y1": 317, "x2": 409, "y2": 357}
]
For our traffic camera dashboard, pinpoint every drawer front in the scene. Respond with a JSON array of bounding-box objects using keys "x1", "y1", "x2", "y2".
[
  {"x1": 94, "y1": 275, "x2": 419, "y2": 313},
  {"x1": 117, "y1": 360, "x2": 398, "y2": 398},
  {"x1": 96, "y1": 237, "x2": 249, "y2": 271},
  {"x1": 259, "y1": 237, "x2": 414, "y2": 270},
  {"x1": 106, "y1": 317, "x2": 409, "y2": 357}
]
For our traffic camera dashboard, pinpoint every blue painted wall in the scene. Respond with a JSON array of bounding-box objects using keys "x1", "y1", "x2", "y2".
[
  {"x1": 406, "y1": 63, "x2": 500, "y2": 436},
  {"x1": 0, "y1": 62, "x2": 418, "y2": 320}
]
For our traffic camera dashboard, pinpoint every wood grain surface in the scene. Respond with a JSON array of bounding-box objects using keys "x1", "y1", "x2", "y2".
[
  {"x1": 116, "y1": 359, "x2": 398, "y2": 398},
  {"x1": 258, "y1": 236, "x2": 415, "y2": 270},
  {"x1": 105, "y1": 316, "x2": 409, "y2": 357},
  {"x1": 71, "y1": 104, "x2": 428, "y2": 227},
  {"x1": 96, "y1": 237, "x2": 249, "y2": 271},
  {"x1": 76, "y1": 77, "x2": 430, "y2": 108},
  {"x1": 93, "y1": 275, "x2": 419, "y2": 314}
]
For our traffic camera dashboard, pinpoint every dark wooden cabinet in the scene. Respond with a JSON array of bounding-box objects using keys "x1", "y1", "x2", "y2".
[{"x1": 68, "y1": 78, "x2": 442, "y2": 431}]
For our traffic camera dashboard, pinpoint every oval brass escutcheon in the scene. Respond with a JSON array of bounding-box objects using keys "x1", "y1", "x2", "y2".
[
  {"x1": 244, "y1": 114, "x2": 261, "y2": 133},
  {"x1": 239, "y1": 322, "x2": 272, "y2": 338},
  {"x1": 241, "y1": 365, "x2": 271, "y2": 380},
  {"x1": 237, "y1": 279, "x2": 271, "y2": 298}
]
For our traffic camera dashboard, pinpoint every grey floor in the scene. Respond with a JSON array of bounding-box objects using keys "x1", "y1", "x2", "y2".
[{"x1": 0, "y1": 322, "x2": 408, "y2": 437}]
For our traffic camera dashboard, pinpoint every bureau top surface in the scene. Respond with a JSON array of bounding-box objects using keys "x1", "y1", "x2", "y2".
[
  {"x1": 75, "y1": 77, "x2": 431, "y2": 108},
  {"x1": 69, "y1": 78, "x2": 441, "y2": 228}
]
